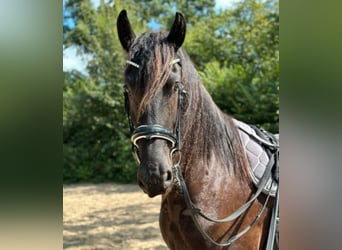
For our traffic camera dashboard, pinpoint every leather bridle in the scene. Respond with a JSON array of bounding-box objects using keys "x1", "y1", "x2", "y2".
[{"x1": 123, "y1": 58, "x2": 185, "y2": 164}]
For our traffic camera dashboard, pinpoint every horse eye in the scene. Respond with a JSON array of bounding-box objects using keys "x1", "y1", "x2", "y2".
[{"x1": 164, "y1": 79, "x2": 177, "y2": 93}]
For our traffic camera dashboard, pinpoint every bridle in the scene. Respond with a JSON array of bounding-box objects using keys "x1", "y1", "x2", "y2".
[
  {"x1": 123, "y1": 58, "x2": 186, "y2": 164},
  {"x1": 123, "y1": 57, "x2": 277, "y2": 249}
]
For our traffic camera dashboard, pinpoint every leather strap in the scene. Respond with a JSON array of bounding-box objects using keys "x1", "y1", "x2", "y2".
[
  {"x1": 266, "y1": 186, "x2": 279, "y2": 250},
  {"x1": 173, "y1": 147, "x2": 277, "y2": 247},
  {"x1": 182, "y1": 151, "x2": 275, "y2": 222}
]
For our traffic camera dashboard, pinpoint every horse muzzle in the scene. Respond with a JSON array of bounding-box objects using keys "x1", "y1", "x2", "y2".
[
  {"x1": 130, "y1": 125, "x2": 178, "y2": 197},
  {"x1": 137, "y1": 161, "x2": 173, "y2": 197}
]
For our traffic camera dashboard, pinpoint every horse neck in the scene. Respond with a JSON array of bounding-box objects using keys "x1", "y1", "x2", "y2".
[{"x1": 179, "y1": 63, "x2": 249, "y2": 184}]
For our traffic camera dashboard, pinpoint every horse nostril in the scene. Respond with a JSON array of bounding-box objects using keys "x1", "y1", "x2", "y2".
[
  {"x1": 166, "y1": 170, "x2": 172, "y2": 182},
  {"x1": 138, "y1": 179, "x2": 148, "y2": 194},
  {"x1": 163, "y1": 170, "x2": 173, "y2": 188}
]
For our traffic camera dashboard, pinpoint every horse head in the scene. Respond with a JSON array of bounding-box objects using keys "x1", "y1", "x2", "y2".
[{"x1": 117, "y1": 10, "x2": 186, "y2": 197}]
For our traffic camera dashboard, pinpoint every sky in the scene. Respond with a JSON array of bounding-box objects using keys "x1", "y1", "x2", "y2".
[{"x1": 63, "y1": 0, "x2": 240, "y2": 73}]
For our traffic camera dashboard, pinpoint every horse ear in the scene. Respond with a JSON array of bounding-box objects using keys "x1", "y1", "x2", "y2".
[
  {"x1": 117, "y1": 10, "x2": 136, "y2": 52},
  {"x1": 167, "y1": 12, "x2": 186, "y2": 51}
]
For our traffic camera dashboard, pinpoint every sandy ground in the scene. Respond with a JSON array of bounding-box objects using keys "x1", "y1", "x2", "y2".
[{"x1": 63, "y1": 183, "x2": 168, "y2": 250}]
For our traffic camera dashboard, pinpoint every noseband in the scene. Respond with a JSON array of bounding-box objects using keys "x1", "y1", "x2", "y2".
[
  {"x1": 131, "y1": 125, "x2": 177, "y2": 149},
  {"x1": 124, "y1": 58, "x2": 185, "y2": 163}
]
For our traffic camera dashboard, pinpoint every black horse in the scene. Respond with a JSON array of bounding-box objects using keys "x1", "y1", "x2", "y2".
[{"x1": 117, "y1": 10, "x2": 279, "y2": 249}]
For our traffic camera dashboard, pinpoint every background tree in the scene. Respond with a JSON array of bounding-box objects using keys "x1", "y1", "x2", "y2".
[
  {"x1": 188, "y1": 0, "x2": 279, "y2": 132},
  {"x1": 63, "y1": 0, "x2": 279, "y2": 183},
  {"x1": 63, "y1": 0, "x2": 138, "y2": 183}
]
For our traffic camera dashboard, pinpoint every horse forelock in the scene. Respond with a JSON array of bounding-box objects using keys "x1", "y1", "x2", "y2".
[{"x1": 127, "y1": 31, "x2": 176, "y2": 122}]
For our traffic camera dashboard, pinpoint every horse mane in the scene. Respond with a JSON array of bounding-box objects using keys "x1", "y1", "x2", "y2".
[
  {"x1": 127, "y1": 31, "x2": 249, "y2": 180},
  {"x1": 176, "y1": 49, "x2": 249, "y2": 180}
]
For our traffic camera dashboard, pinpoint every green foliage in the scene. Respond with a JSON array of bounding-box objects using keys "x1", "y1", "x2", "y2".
[
  {"x1": 190, "y1": 0, "x2": 279, "y2": 132},
  {"x1": 63, "y1": 70, "x2": 136, "y2": 183},
  {"x1": 63, "y1": 0, "x2": 279, "y2": 183},
  {"x1": 63, "y1": 1, "x2": 140, "y2": 183}
]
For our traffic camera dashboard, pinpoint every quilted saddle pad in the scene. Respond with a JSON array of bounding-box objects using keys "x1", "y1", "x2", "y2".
[{"x1": 234, "y1": 119, "x2": 279, "y2": 197}]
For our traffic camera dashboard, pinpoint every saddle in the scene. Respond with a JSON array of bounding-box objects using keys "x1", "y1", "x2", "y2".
[
  {"x1": 234, "y1": 119, "x2": 279, "y2": 197},
  {"x1": 235, "y1": 120, "x2": 279, "y2": 249}
]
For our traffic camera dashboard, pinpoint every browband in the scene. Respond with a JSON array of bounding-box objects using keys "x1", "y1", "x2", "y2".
[
  {"x1": 126, "y1": 60, "x2": 140, "y2": 68},
  {"x1": 169, "y1": 58, "x2": 180, "y2": 65},
  {"x1": 126, "y1": 58, "x2": 180, "y2": 69}
]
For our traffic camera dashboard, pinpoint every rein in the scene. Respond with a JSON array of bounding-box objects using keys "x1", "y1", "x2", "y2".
[
  {"x1": 172, "y1": 154, "x2": 276, "y2": 247},
  {"x1": 123, "y1": 58, "x2": 278, "y2": 249}
]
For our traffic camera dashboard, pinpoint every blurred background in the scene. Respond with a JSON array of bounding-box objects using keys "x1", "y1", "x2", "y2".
[
  {"x1": 2, "y1": 0, "x2": 342, "y2": 249},
  {"x1": 63, "y1": 0, "x2": 279, "y2": 184}
]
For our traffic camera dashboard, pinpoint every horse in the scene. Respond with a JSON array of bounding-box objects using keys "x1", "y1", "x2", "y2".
[{"x1": 117, "y1": 10, "x2": 279, "y2": 250}]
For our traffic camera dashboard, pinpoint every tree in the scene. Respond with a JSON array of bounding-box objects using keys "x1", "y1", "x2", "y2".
[
  {"x1": 63, "y1": 1, "x2": 138, "y2": 182},
  {"x1": 196, "y1": 0, "x2": 279, "y2": 132}
]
